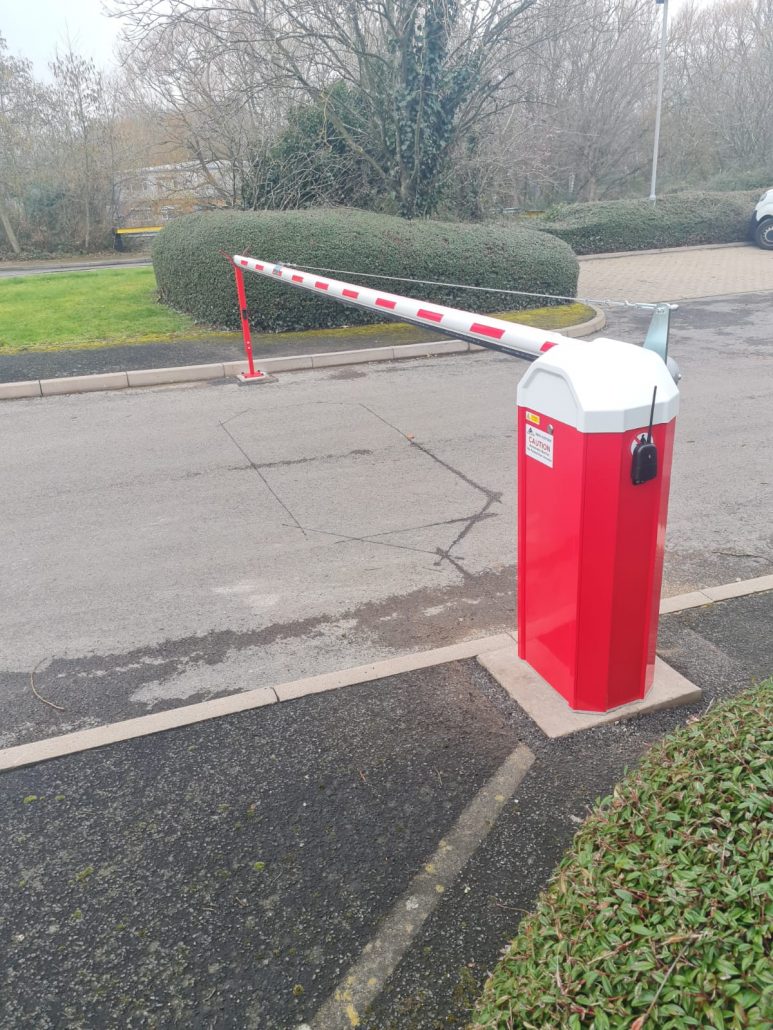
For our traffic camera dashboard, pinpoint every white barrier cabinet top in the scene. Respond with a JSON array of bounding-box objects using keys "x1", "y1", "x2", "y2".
[{"x1": 518, "y1": 337, "x2": 680, "y2": 433}]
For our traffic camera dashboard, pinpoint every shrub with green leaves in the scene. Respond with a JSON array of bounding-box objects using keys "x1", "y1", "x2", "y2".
[
  {"x1": 152, "y1": 209, "x2": 578, "y2": 332},
  {"x1": 702, "y1": 170, "x2": 773, "y2": 194},
  {"x1": 530, "y1": 190, "x2": 760, "y2": 255},
  {"x1": 472, "y1": 681, "x2": 773, "y2": 1030}
]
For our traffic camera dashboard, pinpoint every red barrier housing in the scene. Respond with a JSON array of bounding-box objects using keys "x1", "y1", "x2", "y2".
[{"x1": 516, "y1": 338, "x2": 679, "y2": 712}]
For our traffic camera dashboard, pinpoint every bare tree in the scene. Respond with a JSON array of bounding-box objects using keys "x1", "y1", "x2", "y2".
[
  {"x1": 113, "y1": 0, "x2": 549, "y2": 216},
  {"x1": 118, "y1": 10, "x2": 290, "y2": 210},
  {"x1": 0, "y1": 35, "x2": 46, "y2": 252},
  {"x1": 666, "y1": 0, "x2": 773, "y2": 183},
  {"x1": 486, "y1": 0, "x2": 661, "y2": 208}
]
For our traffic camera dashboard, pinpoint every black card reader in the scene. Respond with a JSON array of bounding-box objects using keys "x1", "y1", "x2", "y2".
[{"x1": 631, "y1": 387, "x2": 658, "y2": 486}]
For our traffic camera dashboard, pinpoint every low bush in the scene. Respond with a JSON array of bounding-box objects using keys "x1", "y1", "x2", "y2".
[
  {"x1": 530, "y1": 190, "x2": 760, "y2": 255},
  {"x1": 152, "y1": 208, "x2": 578, "y2": 332},
  {"x1": 701, "y1": 170, "x2": 773, "y2": 194},
  {"x1": 472, "y1": 680, "x2": 773, "y2": 1030}
]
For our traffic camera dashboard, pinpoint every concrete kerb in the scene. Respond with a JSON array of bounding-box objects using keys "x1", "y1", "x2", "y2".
[
  {"x1": 126, "y1": 363, "x2": 226, "y2": 388},
  {"x1": 0, "y1": 308, "x2": 606, "y2": 402},
  {"x1": 0, "y1": 573, "x2": 770, "y2": 773},
  {"x1": 40, "y1": 372, "x2": 129, "y2": 396},
  {"x1": 0, "y1": 379, "x2": 42, "y2": 399},
  {"x1": 0, "y1": 633, "x2": 514, "y2": 773},
  {"x1": 660, "y1": 573, "x2": 773, "y2": 611}
]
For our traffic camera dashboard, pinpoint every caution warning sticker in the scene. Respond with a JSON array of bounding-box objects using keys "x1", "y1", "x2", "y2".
[{"x1": 525, "y1": 425, "x2": 554, "y2": 468}]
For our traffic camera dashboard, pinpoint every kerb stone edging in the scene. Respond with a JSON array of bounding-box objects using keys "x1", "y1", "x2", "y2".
[
  {"x1": 0, "y1": 572, "x2": 770, "y2": 772},
  {"x1": 0, "y1": 308, "x2": 606, "y2": 402}
]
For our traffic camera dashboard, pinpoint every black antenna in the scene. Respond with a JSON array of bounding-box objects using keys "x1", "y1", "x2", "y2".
[{"x1": 647, "y1": 386, "x2": 658, "y2": 443}]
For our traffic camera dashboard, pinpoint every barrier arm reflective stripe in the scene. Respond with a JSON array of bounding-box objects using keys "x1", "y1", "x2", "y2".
[{"x1": 231, "y1": 255, "x2": 582, "y2": 362}]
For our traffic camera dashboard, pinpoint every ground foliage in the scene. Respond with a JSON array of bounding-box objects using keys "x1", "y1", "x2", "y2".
[
  {"x1": 530, "y1": 190, "x2": 761, "y2": 255},
  {"x1": 152, "y1": 208, "x2": 578, "y2": 332},
  {"x1": 472, "y1": 681, "x2": 773, "y2": 1030}
]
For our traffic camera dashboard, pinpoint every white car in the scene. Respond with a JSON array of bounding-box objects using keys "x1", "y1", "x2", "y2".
[{"x1": 751, "y1": 188, "x2": 773, "y2": 249}]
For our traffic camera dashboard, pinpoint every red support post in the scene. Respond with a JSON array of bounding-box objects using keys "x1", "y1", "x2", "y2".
[{"x1": 230, "y1": 262, "x2": 271, "y2": 383}]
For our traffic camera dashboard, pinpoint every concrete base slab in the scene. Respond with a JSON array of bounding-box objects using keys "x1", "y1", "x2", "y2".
[
  {"x1": 237, "y1": 371, "x2": 276, "y2": 385},
  {"x1": 477, "y1": 642, "x2": 701, "y2": 738}
]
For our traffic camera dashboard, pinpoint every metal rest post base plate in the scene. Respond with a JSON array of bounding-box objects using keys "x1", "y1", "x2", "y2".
[{"x1": 237, "y1": 372, "x2": 276, "y2": 385}]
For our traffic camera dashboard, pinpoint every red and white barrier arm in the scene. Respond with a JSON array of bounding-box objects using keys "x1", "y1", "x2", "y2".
[{"x1": 232, "y1": 255, "x2": 583, "y2": 362}]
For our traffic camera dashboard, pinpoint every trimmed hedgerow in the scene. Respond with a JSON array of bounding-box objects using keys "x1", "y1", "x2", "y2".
[
  {"x1": 530, "y1": 190, "x2": 760, "y2": 255},
  {"x1": 702, "y1": 170, "x2": 773, "y2": 193},
  {"x1": 152, "y1": 208, "x2": 578, "y2": 332},
  {"x1": 472, "y1": 680, "x2": 773, "y2": 1030}
]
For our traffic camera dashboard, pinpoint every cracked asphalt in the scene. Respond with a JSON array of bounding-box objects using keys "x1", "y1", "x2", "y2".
[
  {"x1": 1, "y1": 592, "x2": 771, "y2": 1029},
  {"x1": 1, "y1": 293, "x2": 772, "y2": 749}
]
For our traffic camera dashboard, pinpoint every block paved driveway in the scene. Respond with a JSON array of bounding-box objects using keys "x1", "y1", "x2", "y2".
[
  {"x1": 1, "y1": 288, "x2": 771, "y2": 749},
  {"x1": 578, "y1": 242, "x2": 773, "y2": 303}
]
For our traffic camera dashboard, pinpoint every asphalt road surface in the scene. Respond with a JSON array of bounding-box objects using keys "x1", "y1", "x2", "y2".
[
  {"x1": 0, "y1": 256, "x2": 151, "y2": 278},
  {"x1": 2, "y1": 592, "x2": 771, "y2": 1029},
  {"x1": 1, "y1": 293, "x2": 771, "y2": 748}
]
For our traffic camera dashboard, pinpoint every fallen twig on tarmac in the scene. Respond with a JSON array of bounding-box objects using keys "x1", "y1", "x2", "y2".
[{"x1": 30, "y1": 658, "x2": 66, "y2": 712}]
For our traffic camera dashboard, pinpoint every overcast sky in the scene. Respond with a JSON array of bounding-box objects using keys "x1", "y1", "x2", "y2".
[
  {"x1": 2, "y1": 0, "x2": 717, "y2": 79},
  {"x1": 1, "y1": 0, "x2": 124, "y2": 77}
]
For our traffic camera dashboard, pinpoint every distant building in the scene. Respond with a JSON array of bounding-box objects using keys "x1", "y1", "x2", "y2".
[{"x1": 118, "y1": 161, "x2": 232, "y2": 226}]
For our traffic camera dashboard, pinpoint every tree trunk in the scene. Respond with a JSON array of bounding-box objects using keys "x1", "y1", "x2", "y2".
[{"x1": 0, "y1": 199, "x2": 21, "y2": 254}]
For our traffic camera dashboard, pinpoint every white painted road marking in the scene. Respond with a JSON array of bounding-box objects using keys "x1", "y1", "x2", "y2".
[{"x1": 308, "y1": 744, "x2": 535, "y2": 1029}]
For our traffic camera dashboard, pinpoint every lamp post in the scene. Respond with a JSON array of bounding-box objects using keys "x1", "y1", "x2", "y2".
[{"x1": 649, "y1": 0, "x2": 669, "y2": 204}]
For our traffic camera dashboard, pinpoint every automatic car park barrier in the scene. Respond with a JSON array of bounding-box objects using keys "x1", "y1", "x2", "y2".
[{"x1": 230, "y1": 254, "x2": 680, "y2": 714}]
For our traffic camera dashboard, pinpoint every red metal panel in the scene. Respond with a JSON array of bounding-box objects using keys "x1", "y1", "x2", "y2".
[
  {"x1": 643, "y1": 419, "x2": 676, "y2": 690},
  {"x1": 517, "y1": 407, "x2": 585, "y2": 703},
  {"x1": 576, "y1": 423, "x2": 675, "y2": 709},
  {"x1": 518, "y1": 404, "x2": 677, "y2": 712}
]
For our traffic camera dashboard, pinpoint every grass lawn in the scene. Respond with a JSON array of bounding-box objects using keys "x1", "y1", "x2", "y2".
[
  {"x1": 0, "y1": 268, "x2": 221, "y2": 353},
  {"x1": 472, "y1": 680, "x2": 773, "y2": 1029},
  {"x1": 0, "y1": 266, "x2": 596, "y2": 354}
]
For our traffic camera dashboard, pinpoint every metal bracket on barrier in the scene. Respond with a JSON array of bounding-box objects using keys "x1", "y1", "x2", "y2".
[{"x1": 644, "y1": 302, "x2": 681, "y2": 382}]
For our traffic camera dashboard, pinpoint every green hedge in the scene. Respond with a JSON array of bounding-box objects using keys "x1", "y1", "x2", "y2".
[
  {"x1": 152, "y1": 209, "x2": 578, "y2": 332},
  {"x1": 702, "y1": 169, "x2": 773, "y2": 193},
  {"x1": 530, "y1": 190, "x2": 760, "y2": 255},
  {"x1": 472, "y1": 680, "x2": 773, "y2": 1030}
]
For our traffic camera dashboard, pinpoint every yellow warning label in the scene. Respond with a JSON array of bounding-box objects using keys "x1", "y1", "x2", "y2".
[{"x1": 525, "y1": 411, "x2": 540, "y2": 426}]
